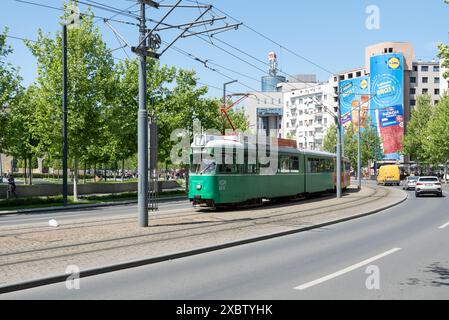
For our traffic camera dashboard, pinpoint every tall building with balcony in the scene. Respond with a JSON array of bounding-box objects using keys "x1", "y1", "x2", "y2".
[{"x1": 282, "y1": 83, "x2": 335, "y2": 150}]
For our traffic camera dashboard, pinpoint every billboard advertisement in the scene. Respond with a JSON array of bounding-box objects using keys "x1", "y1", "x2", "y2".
[
  {"x1": 370, "y1": 53, "x2": 405, "y2": 160},
  {"x1": 339, "y1": 77, "x2": 370, "y2": 132}
]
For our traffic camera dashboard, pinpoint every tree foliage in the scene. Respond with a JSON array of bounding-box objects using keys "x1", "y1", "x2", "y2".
[{"x1": 403, "y1": 95, "x2": 433, "y2": 163}]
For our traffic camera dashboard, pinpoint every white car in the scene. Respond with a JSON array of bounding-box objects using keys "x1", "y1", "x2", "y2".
[
  {"x1": 415, "y1": 176, "x2": 443, "y2": 197},
  {"x1": 403, "y1": 176, "x2": 419, "y2": 190}
]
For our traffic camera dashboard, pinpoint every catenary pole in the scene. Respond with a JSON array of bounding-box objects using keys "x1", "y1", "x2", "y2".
[
  {"x1": 357, "y1": 106, "x2": 361, "y2": 190},
  {"x1": 137, "y1": 1, "x2": 149, "y2": 227},
  {"x1": 336, "y1": 87, "x2": 342, "y2": 199},
  {"x1": 62, "y1": 24, "x2": 68, "y2": 207}
]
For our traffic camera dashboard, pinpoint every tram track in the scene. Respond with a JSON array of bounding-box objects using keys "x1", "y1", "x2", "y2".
[
  {"x1": 0, "y1": 186, "x2": 388, "y2": 268},
  {"x1": 0, "y1": 186, "x2": 372, "y2": 237}
]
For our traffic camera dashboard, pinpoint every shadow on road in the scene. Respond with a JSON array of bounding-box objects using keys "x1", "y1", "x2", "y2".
[{"x1": 426, "y1": 263, "x2": 449, "y2": 287}]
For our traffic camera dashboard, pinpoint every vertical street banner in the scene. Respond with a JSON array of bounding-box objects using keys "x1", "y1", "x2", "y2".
[
  {"x1": 339, "y1": 76, "x2": 370, "y2": 132},
  {"x1": 370, "y1": 53, "x2": 405, "y2": 160}
]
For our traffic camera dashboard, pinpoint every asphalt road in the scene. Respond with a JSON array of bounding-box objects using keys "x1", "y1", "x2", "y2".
[{"x1": 1, "y1": 184, "x2": 449, "y2": 299}]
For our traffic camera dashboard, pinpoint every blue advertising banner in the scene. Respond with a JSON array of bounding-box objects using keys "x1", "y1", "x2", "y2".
[
  {"x1": 339, "y1": 77, "x2": 370, "y2": 132},
  {"x1": 370, "y1": 53, "x2": 405, "y2": 160}
]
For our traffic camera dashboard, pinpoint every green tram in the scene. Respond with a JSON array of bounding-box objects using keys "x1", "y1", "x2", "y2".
[{"x1": 188, "y1": 135, "x2": 351, "y2": 207}]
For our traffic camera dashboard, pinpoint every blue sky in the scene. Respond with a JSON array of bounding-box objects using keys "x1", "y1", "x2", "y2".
[{"x1": 1, "y1": 0, "x2": 448, "y2": 97}]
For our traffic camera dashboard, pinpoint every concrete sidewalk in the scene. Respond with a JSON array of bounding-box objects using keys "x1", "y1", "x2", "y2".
[{"x1": 0, "y1": 184, "x2": 407, "y2": 289}]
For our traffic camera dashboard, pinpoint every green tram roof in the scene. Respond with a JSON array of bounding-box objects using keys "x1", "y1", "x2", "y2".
[{"x1": 191, "y1": 137, "x2": 348, "y2": 161}]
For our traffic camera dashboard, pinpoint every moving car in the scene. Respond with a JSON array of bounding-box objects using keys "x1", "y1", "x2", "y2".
[
  {"x1": 402, "y1": 176, "x2": 419, "y2": 190},
  {"x1": 377, "y1": 165, "x2": 400, "y2": 186},
  {"x1": 415, "y1": 176, "x2": 443, "y2": 197}
]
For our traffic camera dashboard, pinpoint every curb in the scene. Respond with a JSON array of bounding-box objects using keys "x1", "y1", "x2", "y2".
[
  {"x1": 0, "y1": 195, "x2": 188, "y2": 215},
  {"x1": 0, "y1": 188, "x2": 408, "y2": 295}
]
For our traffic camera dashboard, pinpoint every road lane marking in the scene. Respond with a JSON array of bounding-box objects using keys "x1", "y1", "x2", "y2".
[
  {"x1": 293, "y1": 248, "x2": 401, "y2": 290},
  {"x1": 439, "y1": 221, "x2": 449, "y2": 229}
]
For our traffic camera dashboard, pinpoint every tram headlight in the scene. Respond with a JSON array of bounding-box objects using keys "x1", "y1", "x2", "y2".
[{"x1": 196, "y1": 184, "x2": 202, "y2": 190}]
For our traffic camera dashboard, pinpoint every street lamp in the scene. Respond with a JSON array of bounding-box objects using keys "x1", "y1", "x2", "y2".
[{"x1": 61, "y1": 3, "x2": 81, "y2": 206}]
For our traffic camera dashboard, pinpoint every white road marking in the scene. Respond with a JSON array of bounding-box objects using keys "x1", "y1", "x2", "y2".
[
  {"x1": 438, "y1": 221, "x2": 449, "y2": 229},
  {"x1": 293, "y1": 248, "x2": 401, "y2": 290}
]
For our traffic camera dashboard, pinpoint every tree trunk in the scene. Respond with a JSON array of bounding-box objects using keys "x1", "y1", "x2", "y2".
[
  {"x1": 73, "y1": 157, "x2": 79, "y2": 202},
  {"x1": 445, "y1": 159, "x2": 448, "y2": 185},
  {"x1": 121, "y1": 159, "x2": 125, "y2": 182},
  {"x1": 185, "y1": 168, "x2": 189, "y2": 193},
  {"x1": 24, "y1": 158, "x2": 28, "y2": 185},
  {"x1": 83, "y1": 162, "x2": 87, "y2": 184},
  {"x1": 29, "y1": 157, "x2": 33, "y2": 186},
  {"x1": 104, "y1": 163, "x2": 107, "y2": 182}
]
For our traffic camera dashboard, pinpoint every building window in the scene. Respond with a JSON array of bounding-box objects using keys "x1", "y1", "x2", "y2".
[
  {"x1": 421, "y1": 66, "x2": 429, "y2": 72},
  {"x1": 334, "y1": 76, "x2": 337, "y2": 82},
  {"x1": 422, "y1": 77, "x2": 428, "y2": 83},
  {"x1": 435, "y1": 77, "x2": 440, "y2": 84},
  {"x1": 435, "y1": 100, "x2": 439, "y2": 105},
  {"x1": 410, "y1": 100, "x2": 416, "y2": 106},
  {"x1": 413, "y1": 65, "x2": 418, "y2": 72},
  {"x1": 434, "y1": 66, "x2": 440, "y2": 72},
  {"x1": 348, "y1": 73, "x2": 353, "y2": 79},
  {"x1": 435, "y1": 89, "x2": 440, "y2": 95},
  {"x1": 422, "y1": 88, "x2": 429, "y2": 94},
  {"x1": 356, "y1": 71, "x2": 362, "y2": 77},
  {"x1": 389, "y1": 48, "x2": 393, "y2": 53},
  {"x1": 410, "y1": 77, "x2": 416, "y2": 83},
  {"x1": 278, "y1": 98, "x2": 281, "y2": 104},
  {"x1": 410, "y1": 88, "x2": 416, "y2": 94}
]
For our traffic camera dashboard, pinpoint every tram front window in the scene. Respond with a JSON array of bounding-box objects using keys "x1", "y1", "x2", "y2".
[{"x1": 193, "y1": 159, "x2": 216, "y2": 174}]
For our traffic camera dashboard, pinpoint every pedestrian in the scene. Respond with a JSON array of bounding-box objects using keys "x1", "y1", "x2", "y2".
[{"x1": 7, "y1": 174, "x2": 17, "y2": 197}]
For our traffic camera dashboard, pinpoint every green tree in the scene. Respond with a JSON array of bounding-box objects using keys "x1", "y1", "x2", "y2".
[
  {"x1": 323, "y1": 119, "x2": 382, "y2": 171},
  {"x1": 25, "y1": 9, "x2": 116, "y2": 200},
  {"x1": 438, "y1": 0, "x2": 449, "y2": 84},
  {"x1": 0, "y1": 28, "x2": 22, "y2": 159},
  {"x1": 403, "y1": 95, "x2": 434, "y2": 163},
  {"x1": 424, "y1": 96, "x2": 449, "y2": 170},
  {"x1": 3, "y1": 86, "x2": 41, "y2": 184},
  {"x1": 113, "y1": 58, "x2": 176, "y2": 171},
  {"x1": 323, "y1": 123, "x2": 338, "y2": 154}
]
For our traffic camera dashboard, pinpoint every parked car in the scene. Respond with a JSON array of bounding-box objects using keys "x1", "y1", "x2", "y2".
[
  {"x1": 415, "y1": 176, "x2": 443, "y2": 197},
  {"x1": 403, "y1": 176, "x2": 419, "y2": 190},
  {"x1": 377, "y1": 165, "x2": 401, "y2": 186}
]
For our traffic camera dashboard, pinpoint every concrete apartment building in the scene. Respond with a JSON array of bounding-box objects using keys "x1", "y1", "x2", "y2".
[
  {"x1": 282, "y1": 82, "x2": 335, "y2": 150},
  {"x1": 410, "y1": 60, "x2": 441, "y2": 107}
]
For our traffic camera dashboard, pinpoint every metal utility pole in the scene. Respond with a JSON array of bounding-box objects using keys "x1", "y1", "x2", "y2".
[
  {"x1": 357, "y1": 106, "x2": 361, "y2": 190},
  {"x1": 128, "y1": 0, "x2": 240, "y2": 227},
  {"x1": 223, "y1": 80, "x2": 237, "y2": 133},
  {"x1": 336, "y1": 90, "x2": 342, "y2": 199},
  {"x1": 62, "y1": 24, "x2": 68, "y2": 207},
  {"x1": 137, "y1": 1, "x2": 149, "y2": 227}
]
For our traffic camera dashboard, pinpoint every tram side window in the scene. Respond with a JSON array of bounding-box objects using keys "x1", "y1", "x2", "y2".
[
  {"x1": 308, "y1": 157, "x2": 334, "y2": 173},
  {"x1": 218, "y1": 164, "x2": 238, "y2": 174},
  {"x1": 279, "y1": 156, "x2": 290, "y2": 173},
  {"x1": 247, "y1": 163, "x2": 258, "y2": 174},
  {"x1": 291, "y1": 156, "x2": 300, "y2": 173},
  {"x1": 344, "y1": 162, "x2": 351, "y2": 172}
]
